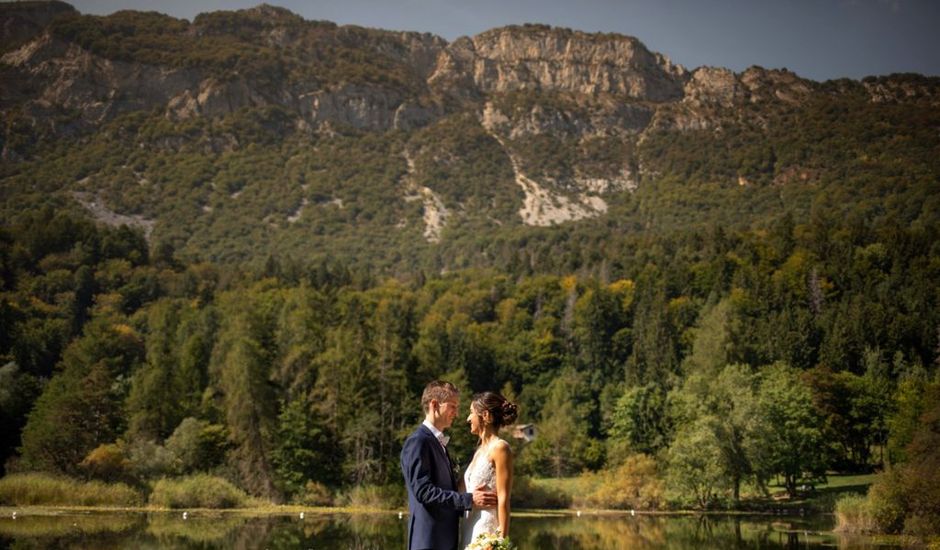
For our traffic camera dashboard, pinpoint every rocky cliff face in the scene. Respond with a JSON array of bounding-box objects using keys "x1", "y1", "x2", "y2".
[
  {"x1": 3, "y1": 33, "x2": 202, "y2": 125},
  {"x1": 477, "y1": 26, "x2": 686, "y2": 100},
  {"x1": 681, "y1": 66, "x2": 812, "y2": 109},
  {"x1": 480, "y1": 97, "x2": 653, "y2": 139},
  {"x1": 655, "y1": 65, "x2": 816, "y2": 130},
  {"x1": 0, "y1": 6, "x2": 696, "y2": 139},
  {"x1": 0, "y1": 3, "x2": 452, "y2": 135},
  {"x1": 863, "y1": 74, "x2": 940, "y2": 106},
  {"x1": 430, "y1": 25, "x2": 687, "y2": 101},
  {"x1": 4, "y1": 2, "x2": 935, "y2": 140}
]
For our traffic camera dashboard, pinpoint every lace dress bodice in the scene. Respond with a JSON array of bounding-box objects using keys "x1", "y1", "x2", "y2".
[
  {"x1": 459, "y1": 441, "x2": 501, "y2": 549},
  {"x1": 464, "y1": 446, "x2": 497, "y2": 493}
]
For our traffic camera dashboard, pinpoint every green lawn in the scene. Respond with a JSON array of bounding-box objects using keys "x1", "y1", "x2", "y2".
[
  {"x1": 762, "y1": 473, "x2": 878, "y2": 492},
  {"x1": 814, "y1": 474, "x2": 878, "y2": 490},
  {"x1": 748, "y1": 473, "x2": 878, "y2": 513},
  {"x1": 526, "y1": 473, "x2": 877, "y2": 513}
]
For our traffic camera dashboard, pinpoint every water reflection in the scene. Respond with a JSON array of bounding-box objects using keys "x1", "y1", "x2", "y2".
[
  {"x1": 0, "y1": 512, "x2": 141, "y2": 550},
  {"x1": 0, "y1": 511, "x2": 404, "y2": 550},
  {"x1": 0, "y1": 511, "x2": 899, "y2": 549},
  {"x1": 512, "y1": 514, "x2": 896, "y2": 550}
]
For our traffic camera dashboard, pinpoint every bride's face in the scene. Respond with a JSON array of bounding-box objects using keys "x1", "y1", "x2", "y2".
[{"x1": 466, "y1": 405, "x2": 484, "y2": 435}]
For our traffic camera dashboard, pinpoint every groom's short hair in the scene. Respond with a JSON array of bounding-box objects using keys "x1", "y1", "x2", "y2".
[{"x1": 421, "y1": 380, "x2": 459, "y2": 412}]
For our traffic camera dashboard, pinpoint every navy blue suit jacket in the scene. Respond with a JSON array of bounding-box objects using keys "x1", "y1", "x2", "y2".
[{"x1": 401, "y1": 424, "x2": 472, "y2": 550}]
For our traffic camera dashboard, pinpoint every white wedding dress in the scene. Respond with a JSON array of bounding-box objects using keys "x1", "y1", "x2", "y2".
[{"x1": 459, "y1": 440, "x2": 501, "y2": 549}]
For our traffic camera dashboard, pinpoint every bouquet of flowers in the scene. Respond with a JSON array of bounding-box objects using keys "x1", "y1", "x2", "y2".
[{"x1": 465, "y1": 531, "x2": 515, "y2": 550}]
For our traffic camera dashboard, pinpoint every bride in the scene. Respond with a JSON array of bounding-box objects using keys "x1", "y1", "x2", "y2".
[{"x1": 459, "y1": 392, "x2": 517, "y2": 548}]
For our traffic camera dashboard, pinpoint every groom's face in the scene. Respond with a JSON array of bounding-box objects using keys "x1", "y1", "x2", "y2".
[{"x1": 434, "y1": 396, "x2": 460, "y2": 430}]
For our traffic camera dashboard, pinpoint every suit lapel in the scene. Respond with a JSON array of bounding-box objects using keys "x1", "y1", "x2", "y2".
[
  {"x1": 445, "y1": 446, "x2": 457, "y2": 488},
  {"x1": 419, "y1": 425, "x2": 456, "y2": 488}
]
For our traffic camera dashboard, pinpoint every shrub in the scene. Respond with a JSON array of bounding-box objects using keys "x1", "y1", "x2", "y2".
[
  {"x1": 0, "y1": 472, "x2": 142, "y2": 506},
  {"x1": 867, "y1": 470, "x2": 907, "y2": 534},
  {"x1": 902, "y1": 514, "x2": 940, "y2": 538},
  {"x1": 335, "y1": 484, "x2": 403, "y2": 510},
  {"x1": 583, "y1": 454, "x2": 664, "y2": 510},
  {"x1": 511, "y1": 476, "x2": 571, "y2": 509},
  {"x1": 294, "y1": 480, "x2": 333, "y2": 506},
  {"x1": 80, "y1": 443, "x2": 130, "y2": 482},
  {"x1": 149, "y1": 474, "x2": 249, "y2": 509},
  {"x1": 164, "y1": 418, "x2": 230, "y2": 473},
  {"x1": 835, "y1": 494, "x2": 875, "y2": 533},
  {"x1": 126, "y1": 439, "x2": 178, "y2": 479}
]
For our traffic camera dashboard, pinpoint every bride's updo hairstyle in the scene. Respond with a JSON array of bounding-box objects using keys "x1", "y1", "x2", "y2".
[{"x1": 471, "y1": 392, "x2": 519, "y2": 429}]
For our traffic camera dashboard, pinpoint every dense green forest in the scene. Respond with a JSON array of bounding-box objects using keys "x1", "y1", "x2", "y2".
[{"x1": 1, "y1": 201, "x2": 937, "y2": 528}]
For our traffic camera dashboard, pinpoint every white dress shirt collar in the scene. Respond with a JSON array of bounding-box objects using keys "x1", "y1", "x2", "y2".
[
  {"x1": 422, "y1": 419, "x2": 449, "y2": 446},
  {"x1": 422, "y1": 419, "x2": 444, "y2": 439}
]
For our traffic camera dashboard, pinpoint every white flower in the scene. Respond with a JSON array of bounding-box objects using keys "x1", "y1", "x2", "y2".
[{"x1": 465, "y1": 530, "x2": 512, "y2": 550}]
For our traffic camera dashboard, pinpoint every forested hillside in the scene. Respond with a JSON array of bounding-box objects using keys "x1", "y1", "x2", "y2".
[{"x1": 0, "y1": 1, "x2": 938, "y2": 534}]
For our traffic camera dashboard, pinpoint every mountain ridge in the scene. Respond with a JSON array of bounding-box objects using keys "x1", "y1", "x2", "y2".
[
  {"x1": 1, "y1": 2, "x2": 938, "y2": 272},
  {"x1": 4, "y1": 1, "x2": 935, "y2": 143}
]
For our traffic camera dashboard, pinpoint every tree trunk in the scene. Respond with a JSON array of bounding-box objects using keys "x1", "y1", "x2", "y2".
[{"x1": 785, "y1": 473, "x2": 797, "y2": 498}]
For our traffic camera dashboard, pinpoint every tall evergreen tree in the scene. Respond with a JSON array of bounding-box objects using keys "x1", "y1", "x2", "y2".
[{"x1": 19, "y1": 316, "x2": 143, "y2": 473}]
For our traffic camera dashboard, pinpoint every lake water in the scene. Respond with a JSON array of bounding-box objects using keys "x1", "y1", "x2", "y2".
[{"x1": 0, "y1": 510, "x2": 898, "y2": 549}]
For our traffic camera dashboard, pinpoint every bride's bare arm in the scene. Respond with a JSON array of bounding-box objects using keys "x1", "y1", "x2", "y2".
[{"x1": 491, "y1": 440, "x2": 513, "y2": 537}]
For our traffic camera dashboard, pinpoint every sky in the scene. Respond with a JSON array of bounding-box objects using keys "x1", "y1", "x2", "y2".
[{"x1": 60, "y1": 0, "x2": 940, "y2": 81}]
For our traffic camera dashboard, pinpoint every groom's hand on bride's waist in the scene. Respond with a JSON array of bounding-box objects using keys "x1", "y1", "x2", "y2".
[{"x1": 471, "y1": 484, "x2": 498, "y2": 508}]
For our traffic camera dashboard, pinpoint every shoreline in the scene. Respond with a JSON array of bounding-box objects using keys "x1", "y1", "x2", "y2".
[{"x1": 0, "y1": 505, "x2": 833, "y2": 518}]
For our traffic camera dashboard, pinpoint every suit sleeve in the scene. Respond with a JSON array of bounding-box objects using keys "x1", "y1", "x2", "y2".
[{"x1": 402, "y1": 435, "x2": 473, "y2": 511}]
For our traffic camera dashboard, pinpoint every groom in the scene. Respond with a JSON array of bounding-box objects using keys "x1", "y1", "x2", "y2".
[{"x1": 401, "y1": 380, "x2": 498, "y2": 550}]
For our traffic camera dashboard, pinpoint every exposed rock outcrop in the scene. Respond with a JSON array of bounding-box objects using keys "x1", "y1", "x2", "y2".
[
  {"x1": 167, "y1": 77, "x2": 272, "y2": 120},
  {"x1": 298, "y1": 84, "x2": 440, "y2": 131},
  {"x1": 682, "y1": 66, "x2": 813, "y2": 108},
  {"x1": 740, "y1": 67, "x2": 813, "y2": 105},
  {"x1": 488, "y1": 132, "x2": 609, "y2": 226},
  {"x1": 401, "y1": 150, "x2": 449, "y2": 242},
  {"x1": 481, "y1": 97, "x2": 652, "y2": 139},
  {"x1": 3, "y1": 33, "x2": 201, "y2": 125},
  {"x1": 683, "y1": 67, "x2": 745, "y2": 108},
  {"x1": 70, "y1": 191, "x2": 155, "y2": 240},
  {"x1": 660, "y1": 65, "x2": 815, "y2": 130},
  {"x1": 863, "y1": 75, "x2": 940, "y2": 106},
  {"x1": 431, "y1": 25, "x2": 687, "y2": 101}
]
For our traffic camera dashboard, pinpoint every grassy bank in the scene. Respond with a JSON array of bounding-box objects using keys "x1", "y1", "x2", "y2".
[
  {"x1": 0, "y1": 473, "x2": 406, "y2": 513},
  {"x1": 0, "y1": 473, "x2": 255, "y2": 510},
  {"x1": 527, "y1": 473, "x2": 878, "y2": 513},
  {"x1": 762, "y1": 474, "x2": 877, "y2": 513},
  {"x1": 0, "y1": 472, "x2": 876, "y2": 515},
  {"x1": 0, "y1": 473, "x2": 143, "y2": 507},
  {"x1": 149, "y1": 475, "x2": 253, "y2": 509}
]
